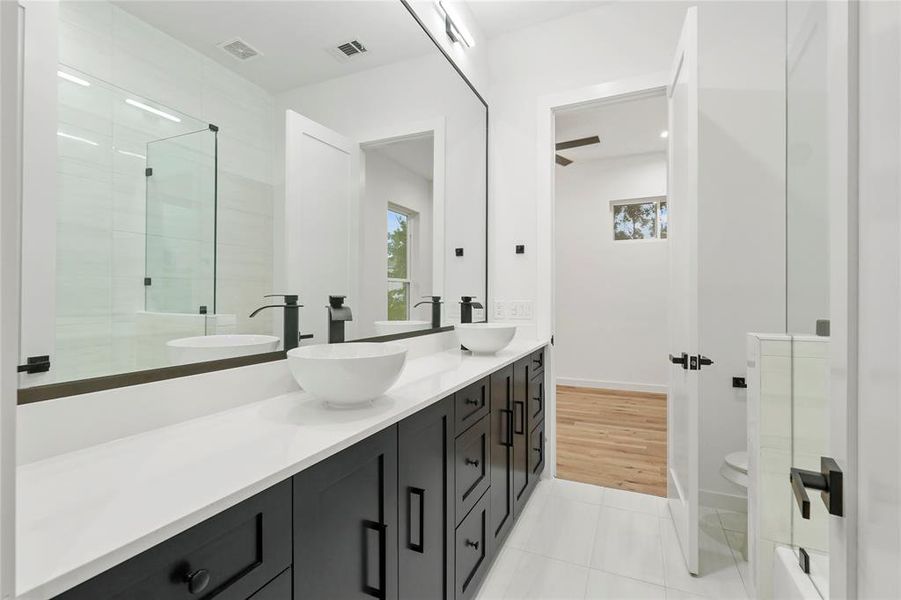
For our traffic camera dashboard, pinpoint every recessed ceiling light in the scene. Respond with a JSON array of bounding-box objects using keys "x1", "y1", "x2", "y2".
[
  {"x1": 660, "y1": 130, "x2": 669, "y2": 139},
  {"x1": 125, "y1": 98, "x2": 181, "y2": 123},
  {"x1": 57, "y1": 70, "x2": 90, "y2": 87}
]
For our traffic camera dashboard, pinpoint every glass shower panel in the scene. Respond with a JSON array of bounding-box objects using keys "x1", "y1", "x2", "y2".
[
  {"x1": 144, "y1": 129, "x2": 217, "y2": 315},
  {"x1": 786, "y1": 0, "x2": 830, "y2": 597}
]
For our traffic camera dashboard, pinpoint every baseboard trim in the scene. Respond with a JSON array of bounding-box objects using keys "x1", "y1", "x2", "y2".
[
  {"x1": 556, "y1": 377, "x2": 667, "y2": 394},
  {"x1": 700, "y1": 489, "x2": 747, "y2": 513}
]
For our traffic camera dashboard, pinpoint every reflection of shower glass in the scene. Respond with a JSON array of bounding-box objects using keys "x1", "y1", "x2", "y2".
[{"x1": 144, "y1": 129, "x2": 218, "y2": 315}]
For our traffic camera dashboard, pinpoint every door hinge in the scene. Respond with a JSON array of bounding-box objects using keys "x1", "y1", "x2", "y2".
[
  {"x1": 145, "y1": 167, "x2": 153, "y2": 177},
  {"x1": 798, "y1": 547, "x2": 811, "y2": 574},
  {"x1": 18, "y1": 355, "x2": 50, "y2": 374}
]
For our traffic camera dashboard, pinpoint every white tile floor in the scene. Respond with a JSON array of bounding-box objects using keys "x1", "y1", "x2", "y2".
[{"x1": 476, "y1": 478, "x2": 752, "y2": 600}]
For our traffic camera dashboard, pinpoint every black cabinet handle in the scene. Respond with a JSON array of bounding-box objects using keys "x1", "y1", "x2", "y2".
[
  {"x1": 499, "y1": 409, "x2": 513, "y2": 448},
  {"x1": 407, "y1": 487, "x2": 425, "y2": 554},
  {"x1": 465, "y1": 539, "x2": 480, "y2": 550},
  {"x1": 669, "y1": 352, "x2": 689, "y2": 369},
  {"x1": 465, "y1": 458, "x2": 480, "y2": 468},
  {"x1": 185, "y1": 568, "x2": 211, "y2": 595},
  {"x1": 464, "y1": 397, "x2": 479, "y2": 406},
  {"x1": 790, "y1": 456, "x2": 843, "y2": 519},
  {"x1": 513, "y1": 400, "x2": 525, "y2": 435},
  {"x1": 362, "y1": 520, "x2": 387, "y2": 599}
]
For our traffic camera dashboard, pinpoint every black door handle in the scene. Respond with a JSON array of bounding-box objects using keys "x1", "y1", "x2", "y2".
[
  {"x1": 669, "y1": 352, "x2": 689, "y2": 369},
  {"x1": 362, "y1": 520, "x2": 387, "y2": 598},
  {"x1": 790, "y1": 457, "x2": 843, "y2": 519}
]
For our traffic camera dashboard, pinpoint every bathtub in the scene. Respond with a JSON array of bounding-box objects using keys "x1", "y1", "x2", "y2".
[{"x1": 772, "y1": 546, "x2": 825, "y2": 599}]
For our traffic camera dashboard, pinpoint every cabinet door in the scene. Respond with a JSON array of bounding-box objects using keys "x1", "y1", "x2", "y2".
[
  {"x1": 489, "y1": 365, "x2": 514, "y2": 553},
  {"x1": 512, "y1": 357, "x2": 530, "y2": 516},
  {"x1": 294, "y1": 427, "x2": 398, "y2": 600},
  {"x1": 527, "y1": 371, "x2": 545, "y2": 432},
  {"x1": 529, "y1": 419, "x2": 546, "y2": 483},
  {"x1": 454, "y1": 415, "x2": 490, "y2": 524},
  {"x1": 398, "y1": 397, "x2": 453, "y2": 600},
  {"x1": 454, "y1": 490, "x2": 491, "y2": 600}
]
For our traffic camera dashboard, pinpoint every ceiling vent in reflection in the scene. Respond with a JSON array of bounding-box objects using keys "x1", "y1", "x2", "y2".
[
  {"x1": 328, "y1": 40, "x2": 369, "y2": 62},
  {"x1": 218, "y1": 38, "x2": 261, "y2": 61}
]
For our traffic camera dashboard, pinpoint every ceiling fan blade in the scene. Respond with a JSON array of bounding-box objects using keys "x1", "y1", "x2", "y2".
[
  {"x1": 555, "y1": 154, "x2": 573, "y2": 166},
  {"x1": 555, "y1": 135, "x2": 601, "y2": 151}
]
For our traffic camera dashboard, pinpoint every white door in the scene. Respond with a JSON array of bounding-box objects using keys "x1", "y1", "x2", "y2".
[
  {"x1": 665, "y1": 7, "x2": 700, "y2": 576},
  {"x1": 284, "y1": 110, "x2": 359, "y2": 345}
]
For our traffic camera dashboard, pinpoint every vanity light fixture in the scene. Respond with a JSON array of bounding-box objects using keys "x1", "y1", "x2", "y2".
[
  {"x1": 57, "y1": 70, "x2": 90, "y2": 87},
  {"x1": 660, "y1": 130, "x2": 669, "y2": 139},
  {"x1": 125, "y1": 98, "x2": 182, "y2": 123},
  {"x1": 57, "y1": 131, "x2": 99, "y2": 146},
  {"x1": 436, "y1": 1, "x2": 475, "y2": 48}
]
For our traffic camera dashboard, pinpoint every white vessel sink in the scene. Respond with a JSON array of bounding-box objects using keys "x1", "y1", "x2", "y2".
[
  {"x1": 373, "y1": 320, "x2": 431, "y2": 336},
  {"x1": 167, "y1": 334, "x2": 280, "y2": 365},
  {"x1": 287, "y1": 342, "x2": 407, "y2": 406},
  {"x1": 456, "y1": 323, "x2": 517, "y2": 354}
]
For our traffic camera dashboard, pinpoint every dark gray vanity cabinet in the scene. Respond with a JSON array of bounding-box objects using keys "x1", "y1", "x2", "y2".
[
  {"x1": 54, "y1": 480, "x2": 293, "y2": 600},
  {"x1": 512, "y1": 356, "x2": 532, "y2": 516},
  {"x1": 397, "y1": 396, "x2": 454, "y2": 600},
  {"x1": 488, "y1": 365, "x2": 515, "y2": 553},
  {"x1": 293, "y1": 426, "x2": 400, "y2": 600}
]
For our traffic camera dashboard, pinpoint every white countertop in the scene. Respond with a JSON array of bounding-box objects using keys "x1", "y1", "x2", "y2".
[{"x1": 16, "y1": 339, "x2": 546, "y2": 599}]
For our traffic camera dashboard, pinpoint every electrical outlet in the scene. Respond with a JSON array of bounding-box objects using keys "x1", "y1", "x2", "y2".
[
  {"x1": 509, "y1": 302, "x2": 520, "y2": 319},
  {"x1": 494, "y1": 301, "x2": 506, "y2": 319},
  {"x1": 520, "y1": 301, "x2": 533, "y2": 320}
]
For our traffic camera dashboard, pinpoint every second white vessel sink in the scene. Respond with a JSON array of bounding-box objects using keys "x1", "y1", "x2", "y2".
[
  {"x1": 287, "y1": 342, "x2": 407, "y2": 406},
  {"x1": 455, "y1": 323, "x2": 517, "y2": 354},
  {"x1": 373, "y1": 320, "x2": 431, "y2": 336},
  {"x1": 167, "y1": 334, "x2": 280, "y2": 365}
]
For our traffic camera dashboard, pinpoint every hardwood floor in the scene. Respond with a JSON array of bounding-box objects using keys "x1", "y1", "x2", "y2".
[{"x1": 556, "y1": 385, "x2": 667, "y2": 497}]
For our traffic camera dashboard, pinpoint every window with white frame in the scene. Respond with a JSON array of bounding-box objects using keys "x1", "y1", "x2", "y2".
[
  {"x1": 612, "y1": 196, "x2": 668, "y2": 240},
  {"x1": 387, "y1": 207, "x2": 411, "y2": 320}
]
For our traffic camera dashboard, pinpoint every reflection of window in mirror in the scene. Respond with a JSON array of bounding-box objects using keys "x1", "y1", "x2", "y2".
[
  {"x1": 387, "y1": 207, "x2": 413, "y2": 320},
  {"x1": 612, "y1": 197, "x2": 668, "y2": 241}
]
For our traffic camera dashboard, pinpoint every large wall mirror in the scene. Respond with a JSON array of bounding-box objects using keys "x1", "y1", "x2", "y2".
[{"x1": 17, "y1": 0, "x2": 487, "y2": 400}]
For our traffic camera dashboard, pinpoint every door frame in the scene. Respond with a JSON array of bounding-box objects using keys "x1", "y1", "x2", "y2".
[{"x1": 534, "y1": 71, "x2": 668, "y2": 481}]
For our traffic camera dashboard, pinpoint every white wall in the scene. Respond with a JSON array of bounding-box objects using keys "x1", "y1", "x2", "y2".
[
  {"x1": 488, "y1": 1, "x2": 786, "y2": 503},
  {"x1": 359, "y1": 149, "x2": 434, "y2": 335},
  {"x1": 555, "y1": 152, "x2": 668, "y2": 392}
]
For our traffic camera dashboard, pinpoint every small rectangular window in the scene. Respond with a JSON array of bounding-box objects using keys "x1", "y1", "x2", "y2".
[
  {"x1": 387, "y1": 208, "x2": 411, "y2": 319},
  {"x1": 612, "y1": 197, "x2": 667, "y2": 241}
]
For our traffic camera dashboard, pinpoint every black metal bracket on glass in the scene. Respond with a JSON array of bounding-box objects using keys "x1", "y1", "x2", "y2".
[
  {"x1": 18, "y1": 355, "x2": 50, "y2": 374},
  {"x1": 362, "y1": 519, "x2": 387, "y2": 599},
  {"x1": 407, "y1": 487, "x2": 425, "y2": 554},
  {"x1": 790, "y1": 456, "x2": 843, "y2": 519},
  {"x1": 669, "y1": 352, "x2": 689, "y2": 370},
  {"x1": 732, "y1": 376, "x2": 747, "y2": 389},
  {"x1": 798, "y1": 547, "x2": 811, "y2": 574}
]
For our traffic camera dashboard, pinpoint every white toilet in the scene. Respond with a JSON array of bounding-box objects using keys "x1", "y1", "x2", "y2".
[{"x1": 720, "y1": 450, "x2": 749, "y2": 489}]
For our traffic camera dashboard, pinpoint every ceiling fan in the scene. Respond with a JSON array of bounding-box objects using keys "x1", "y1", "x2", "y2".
[{"x1": 555, "y1": 135, "x2": 600, "y2": 166}]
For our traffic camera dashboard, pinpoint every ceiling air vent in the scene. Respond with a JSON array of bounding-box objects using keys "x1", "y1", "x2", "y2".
[
  {"x1": 328, "y1": 40, "x2": 369, "y2": 62},
  {"x1": 218, "y1": 38, "x2": 261, "y2": 62}
]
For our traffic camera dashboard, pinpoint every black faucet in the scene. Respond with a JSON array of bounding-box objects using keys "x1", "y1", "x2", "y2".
[
  {"x1": 249, "y1": 294, "x2": 308, "y2": 352},
  {"x1": 414, "y1": 296, "x2": 443, "y2": 329},
  {"x1": 327, "y1": 295, "x2": 353, "y2": 343},
  {"x1": 459, "y1": 296, "x2": 484, "y2": 324}
]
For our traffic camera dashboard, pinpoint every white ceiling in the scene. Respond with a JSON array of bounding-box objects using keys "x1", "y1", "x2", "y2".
[
  {"x1": 464, "y1": 0, "x2": 610, "y2": 39},
  {"x1": 555, "y1": 93, "x2": 667, "y2": 163},
  {"x1": 368, "y1": 135, "x2": 435, "y2": 181},
  {"x1": 114, "y1": 1, "x2": 436, "y2": 94}
]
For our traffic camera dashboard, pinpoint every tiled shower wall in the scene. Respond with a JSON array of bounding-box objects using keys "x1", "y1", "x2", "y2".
[{"x1": 55, "y1": 1, "x2": 275, "y2": 381}]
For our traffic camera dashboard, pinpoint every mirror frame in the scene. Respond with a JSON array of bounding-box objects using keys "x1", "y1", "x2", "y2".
[{"x1": 17, "y1": 0, "x2": 488, "y2": 405}]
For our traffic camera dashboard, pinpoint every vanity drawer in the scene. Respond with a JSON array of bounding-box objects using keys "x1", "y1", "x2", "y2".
[
  {"x1": 55, "y1": 480, "x2": 292, "y2": 600},
  {"x1": 529, "y1": 420, "x2": 546, "y2": 479},
  {"x1": 528, "y1": 371, "x2": 545, "y2": 431},
  {"x1": 454, "y1": 377, "x2": 489, "y2": 435},
  {"x1": 249, "y1": 568, "x2": 292, "y2": 599},
  {"x1": 531, "y1": 348, "x2": 545, "y2": 375},
  {"x1": 454, "y1": 415, "x2": 490, "y2": 525},
  {"x1": 454, "y1": 490, "x2": 491, "y2": 600}
]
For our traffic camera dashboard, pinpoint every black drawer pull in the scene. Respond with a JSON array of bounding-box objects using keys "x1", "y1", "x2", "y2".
[
  {"x1": 464, "y1": 539, "x2": 480, "y2": 550},
  {"x1": 465, "y1": 458, "x2": 480, "y2": 468},
  {"x1": 464, "y1": 397, "x2": 479, "y2": 406},
  {"x1": 185, "y1": 568, "x2": 211, "y2": 595},
  {"x1": 363, "y1": 520, "x2": 387, "y2": 599},
  {"x1": 513, "y1": 400, "x2": 525, "y2": 435},
  {"x1": 407, "y1": 487, "x2": 425, "y2": 554},
  {"x1": 499, "y1": 409, "x2": 513, "y2": 448}
]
